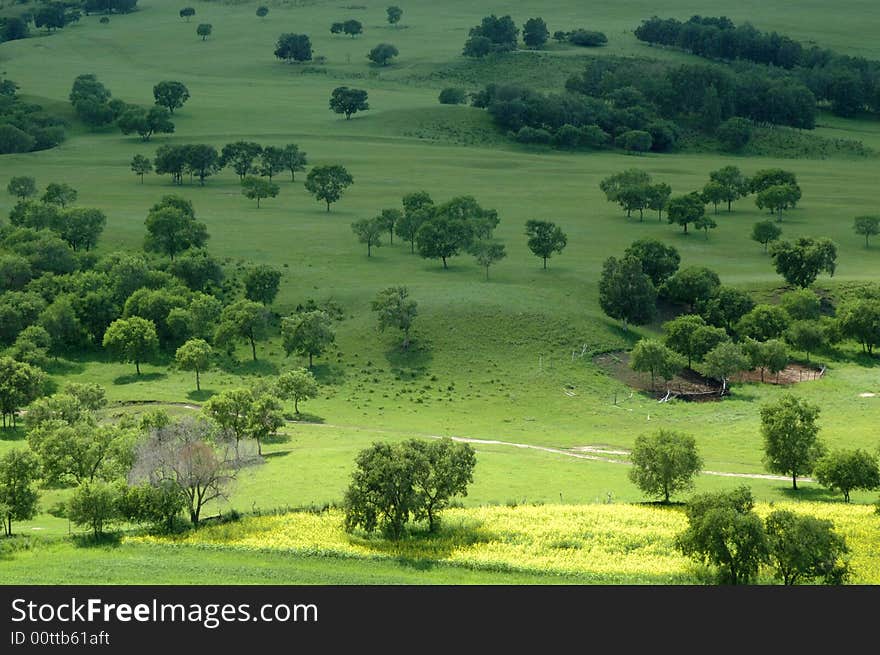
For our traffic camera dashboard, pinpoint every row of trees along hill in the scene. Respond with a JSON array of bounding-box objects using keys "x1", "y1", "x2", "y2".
[
  {"x1": 474, "y1": 49, "x2": 819, "y2": 153},
  {"x1": 635, "y1": 15, "x2": 880, "y2": 118},
  {"x1": 462, "y1": 14, "x2": 607, "y2": 56},
  {"x1": 0, "y1": 0, "x2": 138, "y2": 44},
  {"x1": 0, "y1": 78, "x2": 67, "y2": 154},
  {"x1": 348, "y1": 190, "x2": 567, "y2": 275},
  {"x1": 69, "y1": 74, "x2": 190, "y2": 140}
]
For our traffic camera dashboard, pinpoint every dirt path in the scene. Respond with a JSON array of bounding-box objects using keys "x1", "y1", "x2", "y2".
[{"x1": 114, "y1": 400, "x2": 811, "y2": 484}]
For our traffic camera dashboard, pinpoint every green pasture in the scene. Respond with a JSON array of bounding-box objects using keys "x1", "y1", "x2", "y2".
[{"x1": 1, "y1": 0, "x2": 879, "y2": 580}]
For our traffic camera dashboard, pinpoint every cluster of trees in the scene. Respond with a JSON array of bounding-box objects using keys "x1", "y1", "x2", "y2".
[
  {"x1": 462, "y1": 14, "x2": 607, "y2": 56},
  {"x1": 635, "y1": 15, "x2": 880, "y2": 118},
  {"x1": 83, "y1": 0, "x2": 138, "y2": 14},
  {"x1": 552, "y1": 29, "x2": 607, "y2": 48},
  {"x1": 274, "y1": 33, "x2": 312, "y2": 63},
  {"x1": 343, "y1": 438, "x2": 476, "y2": 538},
  {"x1": 330, "y1": 19, "x2": 363, "y2": 38},
  {"x1": 69, "y1": 75, "x2": 189, "y2": 139},
  {"x1": 0, "y1": 78, "x2": 66, "y2": 153}
]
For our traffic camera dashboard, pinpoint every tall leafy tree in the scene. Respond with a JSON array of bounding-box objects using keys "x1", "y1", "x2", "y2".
[
  {"x1": 624, "y1": 239, "x2": 680, "y2": 286},
  {"x1": 699, "y1": 341, "x2": 749, "y2": 394},
  {"x1": 598, "y1": 255, "x2": 656, "y2": 330},
  {"x1": 630, "y1": 339, "x2": 685, "y2": 390},
  {"x1": 305, "y1": 164, "x2": 354, "y2": 212},
  {"x1": 709, "y1": 165, "x2": 749, "y2": 212},
  {"x1": 522, "y1": 17, "x2": 549, "y2": 49},
  {"x1": 329, "y1": 87, "x2": 369, "y2": 119},
  {"x1": 628, "y1": 429, "x2": 702, "y2": 502},
  {"x1": 184, "y1": 144, "x2": 220, "y2": 185},
  {"x1": 220, "y1": 141, "x2": 263, "y2": 181},
  {"x1": 196, "y1": 23, "x2": 212, "y2": 40},
  {"x1": 472, "y1": 241, "x2": 506, "y2": 280},
  {"x1": 371, "y1": 286, "x2": 418, "y2": 350},
  {"x1": 131, "y1": 154, "x2": 152, "y2": 183},
  {"x1": 0, "y1": 357, "x2": 44, "y2": 429},
  {"x1": 243, "y1": 265, "x2": 282, "y2": 306},
  {"x1": 765, "y1": 510, "x2": 850, "y2": 585},
  {"x1": 7, "y1": 176, "x2": 36, "y2": 200},
  {"x1": 386, "y1": 6, "x2": 402, "y2": 26},
  {"x1": 814, "y1": 449, "x2": 880, "y2": 503},
  {"x1": 0, "y1": 449, "x2": 41, "y2": 536},
  {"x1": 275, "y1": 368, "x2": 319, "y2": 415},
  {"x1": 214, "y1": 300, "x2": 269, "y2": 362},
  {"x1": 407, "y1": 438, "x2": 476, "y2": 532},
  {"x1": 117, "y1": 105, "x2": 175, "y2": 141},
  {"x1": 666, "y1": 192, "x2": 705, "y2": 234},
  {"x1": 751, "y1": 220, "x2": 782, "y2": 253},
  {"x1": 153, "y1": 81, "x2": 190, "y2": 114},
  {"x1": 853, "y1": 215, "x2": 880, "y2": 247},
  {"x1": 41, "y1": 182, "x2": 77, "y2": 208},
  {"x1": 60, "y1": 208, "x2": 106, "y2": 251},
  {"x1": 280, "y1": 144, "x2": 308, "y2": 181},
  {"x1": 102, "y1": 317, "x2": 159, "y2": 375},
  {"x1": 368, "y1": 43, "x2": 399, "y2": 66},
  {"x1": 524, "y1": 220, "x2": 567, "y2": 269},
  {"x1": 837, "y1": 297, "x2": 880, "y2": 355},
  {"x1": 416, "y1": 215, "x2": 472, "y2": 269},
  {"x1": 351, "y1": 216, "x2": 384, "y2": 257},
  {"x1": 144, "y1": 204, "x2": 208, "y2": 261},
  {"x1": 281, "y1": 310, "x2": 335, "y2": 367},
  {"x1": 274, "y1": 33, "x2": 312, "y2": 63},
  {"x1": 175, "y1": 338, "x2": 212, "y2": 391},
  {"x1": 241, "y1": 176, "x2": 280, "y2": 208},
  {"x1": 760, "y1": 394, "x2": 824, "y2": 490},
  {"x1": 769, "y1": 237, "x2": 837, "y2": 288}
]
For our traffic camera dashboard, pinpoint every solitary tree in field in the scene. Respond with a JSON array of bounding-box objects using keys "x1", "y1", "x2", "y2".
[
  {"x1": 386, "y1": 6, "x2": 402, "y2": 26},
  {"x1": 281, "y1": 310, "x2": 335, "y2": 368},
  {"x1": 153, "y1": 81, "x2": 190, "y2": 114},
  {"x1": 131, "y1": 154, "x2": 152, "y2": 183},
  {"x1": 0, "y1": 449, "x2": 41, "y2": 537},
  {"x1": 751, "y1": 220, "x2": 781, "y2": 253},
  {"x1": 769, "y1": 237, "x2": 837, "y2": 288},
  {"x1": 814, "y1": 449, "x2": 880, "y2": 503},
  {"x1": 241, "y1": 176, "x2": 279, "y2": 208},
  {"x1": 214, "y1": 300, "x2": 269, "y2": 362},
  {"x1": 368, "y1": 43, "x2": 399, "y2": 66},
  {"x1": 42, "y1": 182, "x2": 77, "y2": 208},
  {"x1": 629, "y1": 429, "x2": 702, "y2": 503},
  {"x1": 473, "y1": 241, "x2": 506, "y2": 280},
  {"x1": 854, "y1": 215, "x2": 880, "y2": 247},
  {"x1": 329, "y1": 86, "x2": 369, "y2": 119},
  {"x1": 275, "y1": 368, "x2": 319, "y2": 415},
  {"x1": 666, "y1": 192, "x2": 705, "y2": 234},
  {"x1": 175, "y1": 338, "x2": 212, "y2": 392},
  {"x1": 274, "y1": 33, "x2": 312, "y2": 63},
  {"x1": 372, "y1": 286, "x2": 418, "y2": 350},
  {"x1": 407, "y1": 438, "x2": 476, "y2": 532},
  {"x1": 524, "y1": 220, "x2": 567, "y2": 269},
  {"x1": 598, "y1": 255, "x2": 656, "y2": 330},
  {"x1": 522, "y1": 17, "x2": 549, "y2": 49},
  {"x1": 351, "y1": 216, "x2": 384, "y2": 257},
  {"x1": 179, "y1": 7, "x2": 195, "y2": 22},
  {"x1": 7, "y1": 176, "x2": 36, "y2": 200},
  {"x1": 256, "y1": 6, "x2": 269, "y2": 19},
  {"x1": 761, "y1": 394, "x2": 824, "y2": 490},
  {"x1": 343, "y1": 19, "x2": 363, "y2": 37},
  {"x1": 197, "y1": 24, "x2": 212, "y2": 41},
  {"x1": 102, "y1": 316, "x2": 159, "y2": 375},
  {"x1": 630, "y1": 339, "x2": 685, "y2": 391},
  {"x1": 243, "y1": 265, "x2": 282, "y2": 306},
  {"x1": 305, "y1": 164, "x2": 353, "y2": 212}
]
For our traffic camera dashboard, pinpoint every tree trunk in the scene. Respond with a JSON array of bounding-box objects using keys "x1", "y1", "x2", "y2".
[
  {"x1": 792, "y1": 473, "x2": 797, "y2": 490},
  {"x1": 196, "y1": 368, "x2": 200, "y2": 391},
  {"x1": 326, "y1": 201, "x2": 331, "y2": 212},
  {"x1": 543, "y1": 257, "x2": 547, "y2": 270},
  {"x1": 294, "y1": 397, "x2": 299, "y2": 414},
  {"x1": 136, "y1": 360, "x2": 141, "y2": 375},
  {"x1": 250, "y1": 335, "x2": 257, "y2": 361},
  {"x1": 402, "y1": 330, "x2": 410, "y2": 350},
  {"x1": 441, "y1": 256, "x2": 447, "y2": 269},
  {"x1": 728, "y1": 199, "x2": 732, "y2": 212},
  {"x1": 256, "y1": 197, "x2": 260, "y2": 208},
  {"x1": 309, "y1": 352, "x2": 313, "y2": 368},
  {"x1": 367, "y1": 243, "x2": 371, "y2": 257},
  {"x1": 683, "y1": 224, "x2": 688, "y2": 234}
]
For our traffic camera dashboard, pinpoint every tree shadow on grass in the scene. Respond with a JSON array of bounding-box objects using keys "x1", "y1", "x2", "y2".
[
  {"x1": 186, "y1": 389, "x2": 217, "y2": 403},
  {"x1": 113, "y1": 372, "x2": 167, "y2": 386},
  {"x1": 310, "y1": 362, "x2": 346, "y2": 386},
  {"x1": 44, "y1": 359, "x2": 87, "y2": 376},
  {"x1": 348, "y1": 519, "x2": 493, "y2": 562},
  {"x1": 262, "y1": 449, "x2": 293, "y2": 460},
  {"x1": 287, "y1": 411, "x2": 325, "y2": 424},
  {"x1": 384, "y1": 339, "x2": 433, "y2": 376},
  {"x1": 222, "y1": 359, "x2": 280, "y2": 377},
  {"x1": 262, "y1": 431, "x2": 291, "y2": 446},
  {"x1": 0, "y1": 426, "x2": 26, "y2": 442},
  {"x1": 779, "y1": 486, "x2": 840, "y2": 503},
  {"x1": 72, "y1": 532, "x2": 123, "y2": 549}
]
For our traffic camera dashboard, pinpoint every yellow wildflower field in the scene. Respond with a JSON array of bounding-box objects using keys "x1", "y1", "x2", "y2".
[{"x1": 131, "y1": 502, "x2": 880, "y2": 584}]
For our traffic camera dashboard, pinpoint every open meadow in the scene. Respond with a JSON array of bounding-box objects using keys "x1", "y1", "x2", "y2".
[{"x1": 1, "y1": 0, "x2": 879, "y2": 584}]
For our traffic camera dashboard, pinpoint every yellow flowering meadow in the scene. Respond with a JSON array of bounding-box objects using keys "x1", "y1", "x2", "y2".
[{"x1": 130, "y1": 502, "x2": 880, "y2": 584}]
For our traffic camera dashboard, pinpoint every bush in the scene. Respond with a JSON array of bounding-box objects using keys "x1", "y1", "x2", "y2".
[
  {"x1": 618, "y1": 130, "x2": 653, "y2": 152},
  {"x1": 717, "y1": 117, "x2": 753, "y2": 152},
  {"x1": 515, "y1": 126, "x2": 551, "y2": 145},
  {"x1": 568, "y1": 30, "x2": 607, "y2": 47},
  {"x1": 438, "y1": 87, "x2": 467, "y2": 105},
  {"x1": 551, "y1": 124, "x2": 582, "y2": 148}
]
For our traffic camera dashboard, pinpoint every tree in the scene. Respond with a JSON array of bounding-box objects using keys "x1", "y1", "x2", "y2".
[
  {"x1": 343, "y1": 442, "x2": 420, "y2": 539},
  {"x1": 244, "y1": 265, "x2": 282, "y2": 306},
  {"x1": 438, "y1": 87, "x2": 468, "y2": 105},
  {"x1": 0, "y1": 449, "x2": 40, "y2": 536},
  {"x1": 473, "y1": 241, "x2": 506, "y2": 280},
  {"x1": 751, "y1": 220, "x2": 782, "y2": 253},
  {"x1": 275, "y1": 368, "x2": 318, "y2": 414},
  {"x1": 663, "y1": 315, "x2": 709, "y2": 368},
  {"x1": 281, "y1": 310, "x2": 334, "y2": 367},
  {"x1": 750, "y1": 169, "x2": 799, "y2": 195},
  {"x1": 215, "y1": 300, "x2": 269, "y2": 362},
  {"x1": 701, "y1": 181, "x2": 726, "y2": 214},
  {"x1": 274, "y1": 33, "x2": 312, "y2": 63},
  {"x1": 153, "y1": 81, "x2": 190, "y2": 114},
  {"x1": 761, "y1": 394, "x2": 824, "y2": 490},
  {"x1": 34, "y1": 3, "x2": 67, "y2": 32},
  {"x1": 58, "y1": 208, "x2": 106, "y2": 252},
  {"x1": 368, "y1": 43, "x2": 399, "y2": 66},
  {"x1": 220, "y1": 141, "x2": 263, "y2": 181},
  {"x1": 765, "y1": 510, "x2": 850, "y2": 585},
  {"x1": 281, "y1": 144, "x2": 307, "y2": 181},
  {"x1": 305, "y1": 164, "x2": 354, "y2": 212},
  {"x1": 131, "y1": 154, "x2": 152, "y2": 183},
  {"x1": 466, "y1": 14, "x2": 518, "y2": 53},
  {"x1": 202, "y1": 389, "x2": 253, "y2": 458},
  {"x1": 524, "y1": 220, "x2": 567, "y2": 269},
  {"x1": 102, "y1": 317, "x2": 159, "y2": 375},
  {"x1": 0, "y1": 125, "x2": 35, "y2": 154},
  {"x1": 246, "y1": 393, "x2": 284, "y2": 456},
  {"x1": 371, "y1": 286, "x2": 417, "y2": 350},
  {"x1": 416, "y1": 215, "x2": 473, "y2": 269},
  {"x1": 343, "y1": 19, "x2": 363, "y2": 38},
  {"x1": 144, "y1": 205, "x2": 209, "y2": 260},
  {"x1": 814, "y1": 449, "x2": 880, "y2": 503},
  {"x1": 737, "y1": 304, "x2": 790, "y2": 342},
  {"x1": 854, "y1": 215, "x2": 880, "y2": 247},
  {"x1": 256, "y1": 6, "x2": 268, "y2": 19},
  {"x1": 676, "y1": 486, "x2": 769, "y2": 585},
  {"x1": 330, "y1": 22, "x2": 344, "y2": 35},
  {"x1": 837, "y1": 297, "x2": 880, "y2": 355},
  {"x1": 183, "y1": 144, "x2": 220, "y2": 186},
  {"x1": 154, "y1": 144, "x2": 188, "y2": 185},
  {"x1": 118, "y1": 105, "x2": 175, "y2": 141},
  {"x1": 7, "y1": 176, "x2": 36, "y2": 200},
  {"x1": 780, "y1": 289, "x2": 821, "y2": 321},
  {"x1": 756, "y1": 184, "x2": 801, "y2": 221},
  {"x1": 661, "y1": 266, "x2": 720, "y2": 311},
  {"x1": 709, "y1": 165, "x2": 749, "y2": 212},
  {"x1": 700, "y1": 341, "x2": 748, "y2": 394},
  {"x1": 68, "y1": 480, "x2": 121, "y2": 538},
  {"x1": 350, "y1": 216, "x2": 384, "y2": 257},
  {"x1": 716, "y1": 117, "x2": 752, "y2": 152},
  {"x1": 598, "y1": 256, "x2": 656, "y2": 330},
  {"x1": 666, "y1": 192, "x2": 705, "y2": 234},
  {"x1": 630, "y1": 339, "x2": 685, "y2": 391},
  {"x1": 130, "y1": 417, "x2": 236, "y2": 526},
  {"x1": 624, "y1": 239, "x2": 680, "y2": 287},
  {"x1": 407, "y1": 438, "x2": 476, "y2": 532},
  {"x1": 522, "y1": 17, "x2": 549, "y2": 49},
  {"x1": 197, "y1": 23, "x2": 212, "y2": 40},
  {"x1": 694, "y1": 213, "x2": 717, "y2": 240},
  {"x1": 179, "y1": 7, "x2": 195, "y2": 22},
  {"x1": 329, "y1": 87, "x2": 369, "y2": 119},
  {"x1": 258, "y1": 146, "x2": 285, "y2": 181},
  {"x1": 175, "y1": 338, "x2": 212, "y2": 391},
  {"x1": 784, "y1": 321, "x2": 825, "y2": 362},
  {"x1": 241, "y1": 176, "x2": 279, "y2": 209},
  {"x1": 40, "y1": 296, "x2": 86, "y2": 356},
  {"x1": 41, "y1": 182, "x2": 77, "y2": 208},
  {"x1": 769, "y1": 237, "x2": 837, "y2": 288},
  {"x1": 629, "y1": 430, "x2": 701, "y2": 502},
  {"x1": 386, "y1": 6, "x2": 402, "y2": 26},
  {"x1": 118, "y1": 481, "x2": 185, "y2": 532},
  {"x1": 618, "y1": 130, "x2": 653, "y2": 153},
  {"x1": 647, "y1": 183, "x2": 672, "y2": 221},
  {"x1": 744, "y1": 338, "x2": 789, "y2": 383},
  {"x1": 462, "y1": 35, "x2": 492, "y2": 58},
  {"x1": 376, "y1": 208, "x2": 402, "y2": 245},
  {"x1": 0, "y1": 357, "x2": 43, "y2": 429},
  {"x1": 397, "y1": 192, "x2": 434, "y2": 253}
]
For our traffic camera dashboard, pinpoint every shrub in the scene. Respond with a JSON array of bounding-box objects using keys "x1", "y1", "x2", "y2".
[{"x1": 438, "y1": 87, "x2": 468, "y2": 105}]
